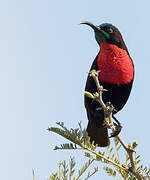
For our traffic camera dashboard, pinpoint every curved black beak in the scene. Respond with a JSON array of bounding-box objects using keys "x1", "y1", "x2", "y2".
[
  {"x1": 80, "y1": 21, "x2": 100, "y2": 32},
  {"x1": 80, "y1": 21, "x2": 108, "y2": 44}
]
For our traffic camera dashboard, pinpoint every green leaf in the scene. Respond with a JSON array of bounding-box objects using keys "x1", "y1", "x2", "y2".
[
  {"x1": 77, "y1": 159, "x2": 94, "y2": 180},
  {"x1": 69, "y1": 157, "x2": 76, "y2": 179},
  {"x1": 103, "y1": 166, "x2": 116, "y2": 177},
  {"x1": 136, "y1": 159, "x2": 141, "y2": 165},
  {"x1": 136, "y1": 155, "x2": 141, "y2": 160},
  {"x1": 84, "y1": 91, "x2": 94, "y2": 99},
  {"x1": 54, "y1": 143, "x2": 77, "y2": 150},
  {"x1": 117, "y1": 145, "x2": 121, "y2": 151}
]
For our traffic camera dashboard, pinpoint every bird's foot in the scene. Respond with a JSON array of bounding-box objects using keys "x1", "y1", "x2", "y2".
[
  {"x1": 109, "y1": 115, "x2": 122, "y2": 138},
  {"x1": 106, "y1": 102, "x2": 117, "y2": 113}
]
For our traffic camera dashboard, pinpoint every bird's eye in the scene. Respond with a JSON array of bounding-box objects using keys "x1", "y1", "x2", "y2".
[{"x1": 107, "y1": 28, "x2": 113, "y2": 34}]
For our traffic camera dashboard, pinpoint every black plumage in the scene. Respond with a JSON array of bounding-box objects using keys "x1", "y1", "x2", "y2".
[{"x1": 82, "y1": 22, "x2": 134, "y2": 147}]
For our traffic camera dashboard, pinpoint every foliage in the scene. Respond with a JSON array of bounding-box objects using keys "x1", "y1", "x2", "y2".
[
  {"x1": 45, "y1": 70, "x2": 150, "y2": 179},
  {"x1": 47, "y1": 157, "x2": 98, "y2": 180},
  {"x1": 47, "y1": 122, "x2": 150, "y2": 180}
]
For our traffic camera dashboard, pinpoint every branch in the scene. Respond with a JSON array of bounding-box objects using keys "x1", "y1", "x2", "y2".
[
  {"x1": 88, "y1": 70, "x2": 115, "y2": 130},
  {"x1": 49, "y1": 124, "x2": 128, "y2": 175},
  {"x1": 83, "y1": 146, "x2": 128, "y2": 173},
  {"x1": 87, "y1": 69, "x2": 143, "y2": 180},
  {"x1": 49, "y1": 121, "x2": 150, "y2": 179}
]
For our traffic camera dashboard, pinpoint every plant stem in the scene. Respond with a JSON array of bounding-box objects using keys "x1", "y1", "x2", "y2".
[{"x1": 89, "y1": 70, "x2": 143, "y2": 180}]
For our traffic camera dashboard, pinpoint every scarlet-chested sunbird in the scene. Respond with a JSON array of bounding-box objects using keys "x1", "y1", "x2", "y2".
[{"x1": 81, "y1": 22, "x2": 134, "y2": 147}]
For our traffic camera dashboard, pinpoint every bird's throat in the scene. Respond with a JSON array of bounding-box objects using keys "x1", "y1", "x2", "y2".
[{"x1": 97, "y1": 43, "x2": 134, "y2": 86}]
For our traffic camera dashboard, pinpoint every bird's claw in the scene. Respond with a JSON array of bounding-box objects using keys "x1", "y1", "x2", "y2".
[{"x1": 106, "y1": 102, "x2": 117, "y2": 113}]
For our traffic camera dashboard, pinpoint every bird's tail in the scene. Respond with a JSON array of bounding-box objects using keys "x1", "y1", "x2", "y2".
[{"x1": 86, "y1": 121, "x2": 110, "y2": 147}]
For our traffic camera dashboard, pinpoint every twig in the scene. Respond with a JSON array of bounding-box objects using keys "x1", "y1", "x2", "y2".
[
  {"x1": 89, "y1": 70, "x2": 115, "y2": 130},
  {"x1": 89, "y1": 70, "x2": 107, "y2": 112},
  {"x1": 76, "y1": 159, "x2": 95, "y2": 180},
  {"x1": 82, "y1": 146, "x2": 128, "y2": 173},
  {"x1": 89, "y1": 70, "x2": 143, "y2": 180}
]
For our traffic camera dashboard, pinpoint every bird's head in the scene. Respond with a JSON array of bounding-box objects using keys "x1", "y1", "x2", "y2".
[{"x1": 80, "y1": 21, "x2": 127, "y2": 50}]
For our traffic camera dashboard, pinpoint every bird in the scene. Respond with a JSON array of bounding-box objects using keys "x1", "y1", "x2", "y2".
[{"x1": 81, "y1": 22, "x2": 134, "y2": 147}]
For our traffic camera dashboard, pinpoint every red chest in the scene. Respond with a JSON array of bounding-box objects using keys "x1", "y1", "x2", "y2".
[{"x1": 97, "y1": 43, "x2": 134, "y2": 86}]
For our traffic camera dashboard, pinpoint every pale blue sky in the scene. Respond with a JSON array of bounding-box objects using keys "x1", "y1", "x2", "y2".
[{"x1": 0, "y1": 0, "x2": 150, "y2": 179}]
